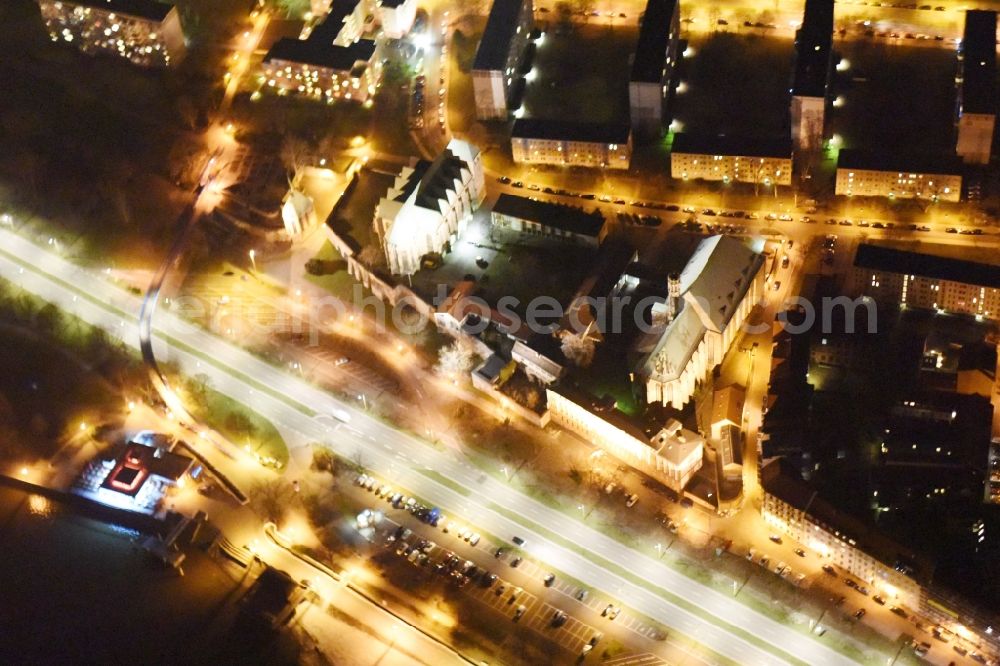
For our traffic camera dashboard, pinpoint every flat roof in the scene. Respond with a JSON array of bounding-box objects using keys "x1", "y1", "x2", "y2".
[
  {"x1": 672, "y1": 132, "x2": 792, "y2": 159},
  {"x1": 837, "y1": 149, "x2": 965, "y2": 176},
  {"x1": 512, "y1": 118, "x2": 631, "y2": 144},
  {"x1": 492, "y1": 193, "x2": 605, "y2": 236},
  {"x1": 473, "y1": 0, "x2": 527, "y2": 71},
  {"x1": 855, "y1": 244, "x2": 1000, "y2": 288},
  {"x1": 960, "y1": 10, "x2": 998, "y2": 115},
  {"x1": 631, "y1": 0, "x2": 678, "y2": 83},
  {"x1": 65, "y1": 0, "x2": 175, "y2": 21},
  {"x1": 264, "y1": 37, "x2": 375, "y2": 72},
  {"x1": 791, "y1": 0, "x2": 833, "y2": 98}
]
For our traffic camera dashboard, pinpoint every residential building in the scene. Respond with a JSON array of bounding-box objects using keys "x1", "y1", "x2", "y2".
[
  {"x1": 374, "y1": 140, "x2": 485, "y2": 275},
  {"x1": 472, "y1": 0, "x2": 534, "y2": 120},
  {"x1": 491, "y1": 194, "x2": 607, "y2": 247},
  {"x1": 956, "y1": 11, "x2": 997, "y2": 165},
  {"x1": 546, "y1": 386, "x2": 704, "y2": 492},
  {"x1": 670, "y1": 133, "x2": 792, "y2": 186},
  {"x1": 36, "y1": 0, "x2": 186, "y2": 67},
  {"x1": 511, "y1": 118, "x2": 632, "y2": 169},
  {"x1": 709, "y1": 385, "x2": 745, "y2": 482},
  {"x1": 634, "y1": 236, "x2": 766, "y2": 409},
  {"x1": 378, "y1": 0, "x2": 417, "y2": 39},
  {"x1": 628, "y1": 0, "x2": 680, "y2": 139},
  {"x1": 761, "y1": 458, "x2": 929, "y2": 609},
  {"x1": 851, "y1": 244, "x2": 1000, "y2": 321},
  {"x1": 790, "y1": 0, "x2": 833, "y2": 152},
  {"x1": 835, "y1": 149, "x2": 963, "y2": 202},
  {"x1": 262, "y1": 0, "x2": 380, "y2": 103}
]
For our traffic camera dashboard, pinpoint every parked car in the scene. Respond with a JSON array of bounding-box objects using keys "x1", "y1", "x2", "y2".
[
  {"x1": 543, "y1": 573, "x2": 556, "y2": 587},
  {"x1": 854, "y1": 608, "x2": 866, "y2": 620}
]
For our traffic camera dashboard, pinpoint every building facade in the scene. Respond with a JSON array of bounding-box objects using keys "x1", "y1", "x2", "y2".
[
  {"x1": 852, "y1": 244, "x2": 1000, "y2": 321},
  {"x1": 635, "y1": 236, "x2": 766, "y2": 408},
  {"x1": 628, "y1": 0, "x2": 680, "y2": 139},
  {"x1": 471, "y1": 0, "x2": 534, "y2": 120},
  {"x1": 956, "y1": 11, "x2": 997, "y2": 165},
  {"x1": 262, "y1": 0, "x2": 380, "y2": 103},
  {"x1": 790, "y1": 0, "x2": 833, "y2": 152},
  {"x1": 491, "y1": 194, "x2": 607, "y2": 247},
  {"x1": 511, "y1": 119, "x2": 632, "y2": 169},
  {"x1": 761, "y1": 460, "x2": 926, "y2": 610},
  {"x1": 378, "y1": 0, "x2": 417, "y2": 39},
  {"x1": 546, "y1": 386, "x2": 704, "y2": 492},
  {"x1": 374, "y1": 139, "x2": 485, "y2": 275},
  {"x1": 36, "y1": 0, "x2": 186, "y2": 67},
  {"x1": 670, "y1": 133, "x2": 792, "y2": 186},
  {"x1": 835, "y1": 149, "x2": 963, "y2": 202}
]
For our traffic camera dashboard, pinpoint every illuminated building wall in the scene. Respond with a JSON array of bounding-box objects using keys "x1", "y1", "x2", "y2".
[
  {"x1": 546, "y1": 386, "x2": 704, "y2": 492},
  {"x1": 670, "y1": 134, "x2": 792, "y2": 186},
  {"x1": 852, "y1": 244, "x2": 1000, "y2": 321},
  {"x1": 374, "y1": 139, "x2": 484, "y2": 275},
  {"x1": 261, "y1": 0, "x2": 381, "y2": 103},
  {"x1": 511, "y1": 119, "x2": 632, "y2": 170},
  {"x1": 36, "y1": 0, "x2": 186, "y2": 67},
  {"x1": 835, "y1": 150, "x2": 962, "y2": 202}
]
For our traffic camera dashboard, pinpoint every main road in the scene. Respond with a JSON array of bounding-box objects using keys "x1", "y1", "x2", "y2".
[{"x1": 0, "y1": 226, "x2": 861, "y2": 666}]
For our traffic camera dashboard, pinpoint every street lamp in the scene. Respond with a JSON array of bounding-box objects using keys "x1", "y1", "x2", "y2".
[{"x1": 248, "y1": 249, "x2": 256, "y2": 272}]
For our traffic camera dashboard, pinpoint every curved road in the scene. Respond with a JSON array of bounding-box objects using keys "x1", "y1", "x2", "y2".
[{"x1": 0, "y1": 227, "x2": 862, "y2": 666}]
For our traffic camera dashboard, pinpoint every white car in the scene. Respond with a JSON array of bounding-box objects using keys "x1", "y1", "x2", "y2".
[{"x1": 469, "y1": 533, "x2": 481, "y2": 546}]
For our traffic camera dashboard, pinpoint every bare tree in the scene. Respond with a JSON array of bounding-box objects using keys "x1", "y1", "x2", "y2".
[
  {"x1": 280, "y1": 135, "x2": 312, "y2": 177},
  {"x1": 436, "y1": 340, "x2": 477, "y2": 379},
  {"x1": 560, "y1": 329, "x2": 596, "y2": 367}
]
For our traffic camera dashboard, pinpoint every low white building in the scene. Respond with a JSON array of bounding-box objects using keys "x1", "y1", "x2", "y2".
[
  {"x1": 634, "y1": 236, "x2": 765, "y2": 409},
  {"x1": 374, "y1": 140, "x2": 485, "y2": 275},
  {"x1": 378, "y1": 0, "x2": 417, "y2": 38},
  {"x1": 546, "y1": 386, "x2": 704, "y2": 492}
]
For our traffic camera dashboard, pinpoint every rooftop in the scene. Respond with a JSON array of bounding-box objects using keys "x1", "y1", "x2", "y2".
[
  {"x1": 854, "y1": 244, "x2": 1000, "y2": 289},
  {"x1": 791, "y1": 0, "x2": 834, "y2": 98},
  {"x1": 61, "y1": 0, "x2": 175, "y2": 21},
  {"x1": 512, "y1": 118, "x2": 631, "y2": 144},
  {"x1": 837, "y1": 149, "x2": 964, "y2": 176},
  {"x1": 960, "y1": 10, "x2": 998, "y2": 115},
  {"x1": 473, "y1": 0, "x2": 528, "y2": 71},
  {"x1": 264, "y1": 37, "x2": 376, "y2": 72},
  {"x1": 630, "y1": 0, "x2": 678, "y2": 83},
  {"x1": 492, "y1": 193, "x2": 606, "y2": 237},
  {"x1": 672, "y1": 132, "x2": 792, "y2": 159}
]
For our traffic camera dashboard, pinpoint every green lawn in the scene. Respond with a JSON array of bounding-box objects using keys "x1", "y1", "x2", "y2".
[{"x1": 186, "y1": 382, "x2": 289, "y2": 468}]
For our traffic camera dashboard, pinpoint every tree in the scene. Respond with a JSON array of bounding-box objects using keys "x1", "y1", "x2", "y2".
[
  {"x1": 571, "y1": 0, "x2": 596, "y2": 21},
  {"x1": 560, "y1": 330, "x2": 596, "y2": 368},
  {"x1": 280, "y1": 135, "x2": 312, "y2": 176},
  {"x1": 249, "y1": 478, "x2": 296, "y2": 523},
  {"x1": 436, "y1": 340, "x2": 476, "y2": 379}
]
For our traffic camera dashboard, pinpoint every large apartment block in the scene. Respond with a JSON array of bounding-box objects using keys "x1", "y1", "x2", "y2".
[
  {"x1": 628, "y1": 0, "x2": 680, "y2": 139},
  {"x1": 262, "y1": 0, "x2": 380, "y2": 103},
  {"x1": 762, "y1": 459, "x2": 927, "y2": 609},
  {"x1": 36, "y1": 0, "x2": 186, "y2": 67},
  {"x1": 835, "y1": 150, "x2": 963, "y2": 202},
  {"x1": 472, "y1": 0, "x2": 534, "y2": 120},
  {"x1": 956, "y1": 10, "x2": 997, "y2": 165},
  {"x1": 852, "y1": 244, "x2": 1000, "y2": 321},
  {"x1": 670, "y1": 133, "x2": 792, "y2": 186},
  {"x1": 511, "y1": 119, "x2": 632, "y2": 169},
  {"x1": 790, "y1": 0, "x2": 833, "y2": 152}
]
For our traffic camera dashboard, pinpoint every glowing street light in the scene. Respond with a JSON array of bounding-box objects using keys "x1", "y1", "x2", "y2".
[{"x1": 248, "y1": 248, "x2": 256, "y2": 272}]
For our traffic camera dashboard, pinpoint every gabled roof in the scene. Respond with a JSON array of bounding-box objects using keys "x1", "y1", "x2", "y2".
[
  {"x1": 680, "y1": 235, "x2": 765, "y2": 332},
  {"x1": 636, "y1": 304, "x2": 706, "y2": 382},
  {"x1": 712, "y1": 385, "x2": 746, "y2": 426}
]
